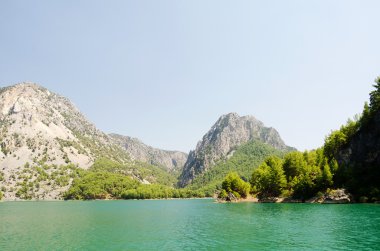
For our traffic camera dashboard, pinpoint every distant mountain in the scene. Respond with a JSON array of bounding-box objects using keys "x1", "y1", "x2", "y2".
[
  {"x1": 179, "y1": 113, "x2": 295, "y2": 187},
  {"x1": 109, "y1": 133, "x2": 188, "y2": 173}
]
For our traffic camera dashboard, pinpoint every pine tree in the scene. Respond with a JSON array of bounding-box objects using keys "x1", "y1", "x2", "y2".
[{"x1": 369, "y1": 77, "x2": 380, "y2": 113}]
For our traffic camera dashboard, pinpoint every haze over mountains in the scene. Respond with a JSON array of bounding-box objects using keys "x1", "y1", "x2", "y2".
[{"x1": 0, "y1": 82, "x2": 294, "y2": 200}]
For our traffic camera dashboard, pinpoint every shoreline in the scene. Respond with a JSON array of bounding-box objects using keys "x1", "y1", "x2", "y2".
[
  {"x1": 0, "y1": 197, "x2": 214, "y2": 202},
  {"x1": 2, "y1": 198, "x2": 380, "y2": 204}
]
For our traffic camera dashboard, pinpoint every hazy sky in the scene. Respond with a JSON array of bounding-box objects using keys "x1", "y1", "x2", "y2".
[{"x1": 1, "y1": 1, "x2": 379, "y2": 153}]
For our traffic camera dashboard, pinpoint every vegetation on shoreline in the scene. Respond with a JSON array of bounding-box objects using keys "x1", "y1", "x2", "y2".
[
  {"x1": 64, "y1": 170, "x2": 206, "y2": 200},
  {"x1": 219, "y1": 77, "x2": 380, "y2": 202},
  {"x1": 186, "y1": 140, "x2": 286, "y2": 195}
]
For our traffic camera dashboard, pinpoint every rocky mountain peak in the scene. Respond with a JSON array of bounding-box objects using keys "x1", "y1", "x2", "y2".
[
  {"x1": 0, "y1": 82, "x2": 120, "y2": 200},
  {"x1": 179, "y1": 113, "x2": 294, "y2": 187}
]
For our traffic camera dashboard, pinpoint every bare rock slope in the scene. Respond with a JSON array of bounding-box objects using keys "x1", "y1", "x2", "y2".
[{"x1": 0, "y1": 83, "x2": 129, "y2": 199}]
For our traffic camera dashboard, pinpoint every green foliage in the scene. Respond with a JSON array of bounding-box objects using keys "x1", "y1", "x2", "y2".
[
  {"x1": 283, "y1": 152, "x2": 307, "y2": 179},
  {"x1": 91, "y1": 158, "x2": 124, "y2": 172},
  {"x1": 320, "y1": 163, "x2": 333, "y2": 189},
  {"x1": 218, "y1": 189, "x2": 228, "y2": 199},
  {"x1": 58, "y1": 142, "x2": 213, "y2": 200},
  {"x1": 16, "y1": 181, "x2": 33, "y2": 200},
  {"x1": 324, "y1": 130, "x2": 347, "y2": 159},
  {"x1": 249, "y1": 150, "x2": 339, "y2": 200},
  {"x1": 189, "y1": 140, "x2": 286, "y2": 193},
  {"x1": 64, "y1": 171, "x2": 139, "y2": 200},
  {"x1": 369, "y1": 77, "x2": 380, "y2": 113},
  {"x1": 318, "y1": 77, "x2": 380, "y2": 200},
  {"x1": 121, "y1": 185, "x2": 205, "y2": 200},
  {"x1": 360, "y1": 102, "x2": 371, "y2": 127},
  {"x1": 64, "y1": 167, "x2": 208, "y2": 200},
  {"x1": 0, "y1": 190, "x2": 2, "y2": 200},
  {"x1": 291, "y1": 174, "x2": 315, "y2": 199},
  {"x1": 324, "y1": 117, "x2": 360, "y2": 160},
  {"x1": 251, "y1": 156, "x2": 286, "y2": 197},
  {"x1": 89, "y1": 158, "x2": 177, "y2": 187},
  {"x1": 221, "y1": 172, "x2": 250, "y2": 198}
]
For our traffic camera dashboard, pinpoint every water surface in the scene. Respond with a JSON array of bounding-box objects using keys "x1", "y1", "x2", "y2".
[{"x1": 1, "y1": 200, "x2": 379, "y2": 250}]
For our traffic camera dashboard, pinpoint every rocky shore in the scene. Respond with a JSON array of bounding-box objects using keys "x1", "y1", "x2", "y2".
[{"x1": 217, "y1": 189, "x2": 356, "y2": 204}]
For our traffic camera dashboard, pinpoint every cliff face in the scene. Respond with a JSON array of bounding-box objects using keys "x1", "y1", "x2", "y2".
[
  {"x1": 179, "y1": 113, "x2": 294, "y2": 187},
  {"x1": 336, "y1": 108, "x2": 380, "y2": 197},
  {"x1": 109, "y1": 134, "x2": 188, "y2": 173}
]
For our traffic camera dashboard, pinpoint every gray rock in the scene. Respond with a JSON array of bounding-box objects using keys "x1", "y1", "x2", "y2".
[
  {"x1": 226, "y1": 192, "x2": 238, "y2": 202},
  {"x1": 258, "y1": 197, "x2": 281, "y2": 203},
  {"x1": 322, "y1": 189, "x2": 352, "y2": 204}
]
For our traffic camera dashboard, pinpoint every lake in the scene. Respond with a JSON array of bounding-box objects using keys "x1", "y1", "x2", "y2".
[{"x1": 0, "y1": 199, "x2": 379, "y2": 250}]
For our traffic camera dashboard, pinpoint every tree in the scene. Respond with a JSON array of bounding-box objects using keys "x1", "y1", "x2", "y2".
[
  {"x1": 323, "y1": 130, "x2": 347, "y2": 159},
  {"x1": 218, "y1": 189, "x2": 228, "y2": 199},
  {"x1": 291, "y1": 174, "x2": 314, "y2": 200},
  {"x1": 318, "y1": 163, "x2": 333, "y2": 190},
  {"x1": 360, "y1": 101, "x2": 370, "y2": 126},
  {"x1": 250, "y1": 163, "x2": 271, "y2": 194},
  {"x1": 221, "y1": 172, "x2": 250, "y2": 198},
  {"x1": 283, "y1": 152, "x2": 307, "y2": 180},
  {"x1": 250, "y1": 156, "x2": 287, "y2": 198},
  {"x1": 369, "y1": 77, "x2": 380, "y2": 113}
]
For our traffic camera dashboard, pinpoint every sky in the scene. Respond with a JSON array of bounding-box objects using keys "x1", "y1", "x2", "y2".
[{"x1": 0, "y1": 1, "x2": 379, "y2": 153}]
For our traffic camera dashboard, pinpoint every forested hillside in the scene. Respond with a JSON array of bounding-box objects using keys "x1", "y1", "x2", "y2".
[{"x1": 220, "y1": 77, "x2": 380, "y2": 202}]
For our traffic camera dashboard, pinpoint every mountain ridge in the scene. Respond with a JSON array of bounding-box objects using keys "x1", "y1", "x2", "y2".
[{"x1": 109, "y1": 133, "x2": 188, "y2": 173}]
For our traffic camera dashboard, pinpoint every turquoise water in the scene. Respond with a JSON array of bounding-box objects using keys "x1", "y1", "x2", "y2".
[{"x1": 0, "y1": 200, "x2": 379, "y2": 250}]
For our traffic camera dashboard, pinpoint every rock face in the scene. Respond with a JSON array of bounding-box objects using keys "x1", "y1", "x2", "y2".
[
  {"x1": 109, "y1": 133, "x2": 188, "y2": 173},
  {"x1": 336, "y1": 108, "x2": 380, "y2": 199},
  {"x1": 322, "y1": 189, "x2": 352, "y2": 204},
  {"x1": 306, "y1": 189, "x2": 352, "y2": 204},
  {"x1": 0, "y1": 83, "x2": 126, "y2": 200},
  {"x1": 179, "y1": 113, "x2": 294, "y2": 187}
]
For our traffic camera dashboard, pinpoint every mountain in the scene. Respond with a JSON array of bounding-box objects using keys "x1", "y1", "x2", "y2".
[
  {"x1": 179, "y1": 113, "x2": 294, "y2": 187},
  {"x1": 110, "y1": 133, "x2": 187, "y2": 173},
  {"x1": 0, "y1": 83, "x2": 133, "y2": 199},
  {"x1": 187, "y1": 140, "x2": 287, "y2": 195},
  {"x1": 0, "y1": 83, "x2": 177, "y2": 200}
]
